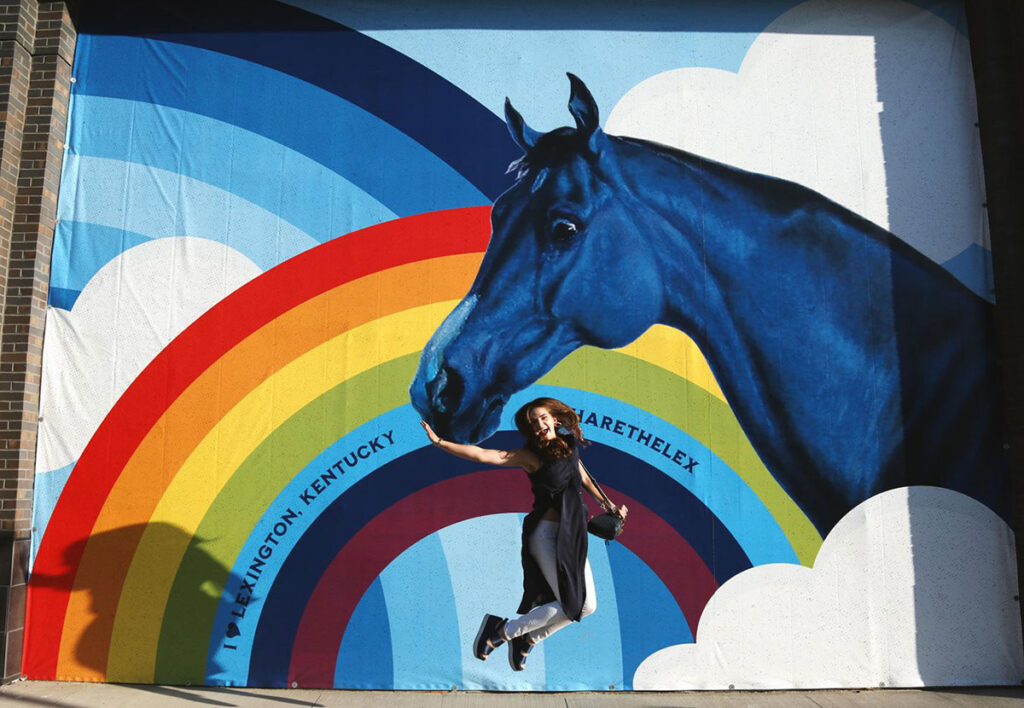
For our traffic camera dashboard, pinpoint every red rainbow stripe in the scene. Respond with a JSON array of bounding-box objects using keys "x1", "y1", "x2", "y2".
[
  {"x1": 26, "y1": 207, "x2": 493, "y2": 679},
  {"x1": 288, "y1": 470, "x2": 717, "y2": 687}
]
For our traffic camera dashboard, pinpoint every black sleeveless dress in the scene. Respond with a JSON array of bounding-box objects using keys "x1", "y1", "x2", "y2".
[{"x1": 516, "y1": 436, "x2": 589, "y2": 621}]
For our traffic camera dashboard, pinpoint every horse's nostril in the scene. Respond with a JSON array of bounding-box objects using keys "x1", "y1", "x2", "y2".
[
  {"x1": 425, "y1": 368, "x2": 447, "y2": 412},
  {"x1": 427, "y1": 365, "x2": 465, "y2": 415}
]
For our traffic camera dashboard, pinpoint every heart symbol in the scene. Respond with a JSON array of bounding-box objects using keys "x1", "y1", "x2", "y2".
[{"x1": 226, "y1": 622, "x2": 241, "y2": 638}]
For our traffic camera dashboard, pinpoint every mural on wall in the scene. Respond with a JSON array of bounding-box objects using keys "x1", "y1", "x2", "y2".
[{"x1": 24, "y1": 0, "x2": 1022, "y2": 691}]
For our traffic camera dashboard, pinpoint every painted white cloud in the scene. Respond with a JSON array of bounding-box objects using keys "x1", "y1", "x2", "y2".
[
  {"x1": 606, "y1": 0, "x2": 987, "y2": 266},
  {"x1": 37, "y1": 237, "x2": 261, "y2": 473},
  {"x1": 633, "y1": 486, "x2": 1023, "y2": 689}
]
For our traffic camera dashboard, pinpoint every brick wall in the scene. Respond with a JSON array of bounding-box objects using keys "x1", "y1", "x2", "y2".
[{"x1": 0, "y1": 0, "x2": 74, "y2": 682}]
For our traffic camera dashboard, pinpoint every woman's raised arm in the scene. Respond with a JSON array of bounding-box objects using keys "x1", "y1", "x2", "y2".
[{"x1": 421, "y1": 421, "x2": 539, "y2": 471}]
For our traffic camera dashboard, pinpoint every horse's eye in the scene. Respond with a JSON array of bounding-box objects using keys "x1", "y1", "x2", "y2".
[{"x1": 550, "y1": 218, "x2": 579, "y2": 242}]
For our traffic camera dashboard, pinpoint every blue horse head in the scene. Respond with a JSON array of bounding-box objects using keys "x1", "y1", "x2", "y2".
[
  {"x1": 410, "y1": 75, "x2": 1005, "y2": 532},
  {"x1": 411, "y1": 75, "x2": 665, "y2": 442}
]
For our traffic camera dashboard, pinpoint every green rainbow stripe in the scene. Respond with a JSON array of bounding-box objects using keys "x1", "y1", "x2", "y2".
[
  {"x1": 150, "y1": 350, "x2": 821, "y2": 682},
  {"x1": 544, "y1": 349, "x2": 821, "y2": 562}
]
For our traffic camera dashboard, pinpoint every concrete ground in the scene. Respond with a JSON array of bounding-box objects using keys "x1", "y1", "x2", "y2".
[{"x1": 0, "y1": 683, "x2": 1021, "y2": 707}]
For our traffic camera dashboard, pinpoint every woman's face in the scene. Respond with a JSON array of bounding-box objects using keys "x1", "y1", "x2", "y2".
[{"x1": 527, "y1": 406, "x2": 559, "y2": 442}]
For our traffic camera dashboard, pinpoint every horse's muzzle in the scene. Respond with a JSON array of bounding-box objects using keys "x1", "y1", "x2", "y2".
[
  {"x1": 416, "y1": 364, "x2": 504, "y2": 443},
  {"x1": 426, "y1": 365, "x2": 464, "y2": 419}
]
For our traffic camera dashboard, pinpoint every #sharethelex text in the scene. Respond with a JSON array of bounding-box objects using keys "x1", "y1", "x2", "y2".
[
  {"x1": 222, "y1": 430, "x2": 396, "y2": 650},
  {"x1": 576, "y1": 408, "x2": 698, "y2": 472}
]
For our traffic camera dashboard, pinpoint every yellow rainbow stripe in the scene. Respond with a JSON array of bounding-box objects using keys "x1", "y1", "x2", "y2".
[{"x1": 56, "y1": 257, "x2": 811, "y2": 681}]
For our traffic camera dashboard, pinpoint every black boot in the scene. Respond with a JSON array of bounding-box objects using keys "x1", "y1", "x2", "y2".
[
  {"x1": 508, "y1": 634, "x2": 534, "y2": 671},
  {"x1": 473, "y1": 614, "x2": 507, "y2": 660}
]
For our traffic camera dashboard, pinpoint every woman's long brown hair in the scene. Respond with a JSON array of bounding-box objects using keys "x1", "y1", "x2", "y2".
[{"x1": 514, "y1": 397, "x2": 590, "y2": 459}]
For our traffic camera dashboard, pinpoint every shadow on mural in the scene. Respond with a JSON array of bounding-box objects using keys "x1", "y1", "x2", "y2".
[{"x1": 27, "y1": 524, "x2": 238, "y2": 682}]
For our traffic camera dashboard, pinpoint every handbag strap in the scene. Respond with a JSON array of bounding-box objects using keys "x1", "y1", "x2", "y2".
[{"x1": 579, "y1": 460, "x2": 618, "y2": 515}]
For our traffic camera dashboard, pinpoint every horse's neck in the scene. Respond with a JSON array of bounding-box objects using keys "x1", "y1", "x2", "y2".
[
  {"x1": 610, "y1": 137, "x2": 1000, "y2": 522},
  {"x1": 615, "y1": 135, "x2": 980, "y2": 368},
  {"x1": 621, "y1": 141, "x2": 911, "y2": 471},
  {"x1": 617, "y1": 142, "x2": 888, "y2": 339}
]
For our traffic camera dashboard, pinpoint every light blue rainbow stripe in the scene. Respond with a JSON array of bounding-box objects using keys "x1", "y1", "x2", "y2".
[
  {"x1": 525, "y1": 386, "x2": 799, "y2": 566},
  {"x1": 73, "y1": 35, "x2": 489, "y2": 217},
  {"x1": 437, "y1": 514, "x2": 534, "y2": 689},
  {"x1": 206, "y1": 389, "x2": 794, "y2": 683},
  {"x1": 68, "y1": 95, "x2": 398, "y2": 242},
  {"x1": 205, "y1": 407, "x2": 422, "y2": 685},
  {"x1": 608, "y1": 541, "x2": 691, "y2": 689},
  {"x1": 541, "y1": 537, "x2": 623, "y2": 690},
  {"x1": 49, "y1": 223, "x2": 152, "y2": 309},
  {"x1": 344, "y1": 513, "x2": 682, "y2": 690},
  {"x1": 57, "y1": 156, "x2": 316, "y2": 270},
  {"x1": 378, "y1": 533, "x2": 462, "y2": 688},
  {"x1": 334, "y1": 578, "x2": 392, "y2": 688}
]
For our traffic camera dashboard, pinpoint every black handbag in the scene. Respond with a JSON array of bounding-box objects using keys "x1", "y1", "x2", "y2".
[
  {"x1": 581, "y1": 461, "x2": 624, "y2": 541},
  {"x1": 587, "y1": 512, "x2": 624, "y2": 541}
]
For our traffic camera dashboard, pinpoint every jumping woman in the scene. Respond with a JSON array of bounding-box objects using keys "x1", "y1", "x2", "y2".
[{"x1": 420, "y1": 396, "x2": 627, "y2": 671}]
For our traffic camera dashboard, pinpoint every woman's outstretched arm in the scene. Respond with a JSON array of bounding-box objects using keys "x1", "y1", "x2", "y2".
[
  {"x1": 578, "y1": 462, "x2": 628, "y2": 519},
  {"x1": 421, "y1": 421, "x2": 540, "y2": 471}
]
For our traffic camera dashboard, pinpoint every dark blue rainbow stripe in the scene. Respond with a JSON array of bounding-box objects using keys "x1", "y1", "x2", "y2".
[
  {"x1": 247, "y1": 437, "x2": 751, "y2": 686},
  {"x1": 77, "y1": 0, "x2": 520, "y2": 202}
]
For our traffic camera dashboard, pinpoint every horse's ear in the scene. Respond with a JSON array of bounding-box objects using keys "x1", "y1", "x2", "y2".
[
  {"x1": 567, "y1": 73, "x2": 599, "y2": 138},
  {"x1": 505, "y1": 98, "x2": 540, "y2": 152}
]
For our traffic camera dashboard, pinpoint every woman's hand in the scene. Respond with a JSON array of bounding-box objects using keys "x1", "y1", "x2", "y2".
[
  {"x1": 609, "y1": 503, "x2": 628, "y2": 519},
  {"x1": 420, "y1": 420, "x2": 442, "y2": 446},
  {"x1": 421, "y1": 421, "x2": 535, "y2": 469}
]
